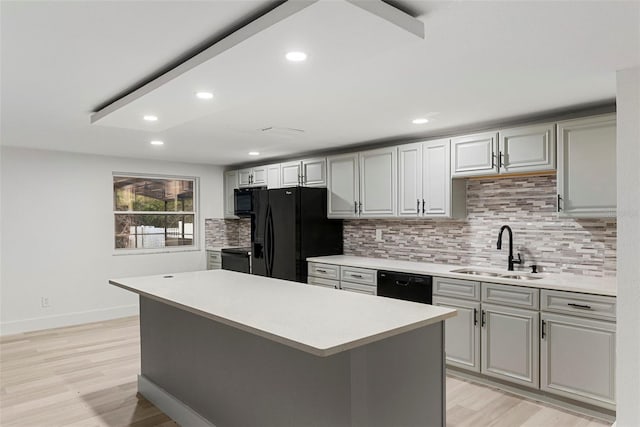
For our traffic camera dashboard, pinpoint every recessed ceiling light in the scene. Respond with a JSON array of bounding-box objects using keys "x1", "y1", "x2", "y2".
[
  {"x1": 195, "y1": 91, "x2": 213, "y2": 100},
  {"x1": 150, "y1": 140, "x2": 164, "y2": 146},
  {"x1": 143, "y1": 115, "x2": 158, "y2": 122},
  {"x1": 412, "y1": 118, "x2": 429, "y2": 124},
  {"x1": 248, "y1": 151, "x2": 260, "y2": 156},
  {"x1": 285, "y1": 51, "x2": 307, "y2": 62}
]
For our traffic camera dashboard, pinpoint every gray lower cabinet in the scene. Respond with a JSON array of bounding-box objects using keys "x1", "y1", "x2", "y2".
[
  {"x1": 481, "y1": 303, "x2": 539, "y2": 388},
  {"x1": 433, "y1": 296, "x2": 480, "y2": 372},
  {"x1": 540, "y1": 313, "x2": 616, "y2": 410},
  {"x1": 307, "y1": 263, "x2": 376, "y2": 295},
  {"x1": 206, "y1": 250, "x2": 222, "y2": 270}
]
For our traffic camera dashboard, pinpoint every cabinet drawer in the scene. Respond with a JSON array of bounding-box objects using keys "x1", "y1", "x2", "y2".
[
  {"x1": 308, "y1": 262, "x2": 340, "y2": 280},
  {"x1": 482, "y1": 283, "x2": 539, "y2": 310},
  {"x1": 433, "y1": 277, "x2": 480, "y2": 301},
  {"x1": 341, "y1": 281, "x2": 376, "y2": 295},
  {"x1": 541, "y1": 290, "x2": 616, "y2": 321},
  {"x1": 308, "y1": 276, "x2": 339, "y2": 290},
  {"x1": 340, "y1": 266, "x2": 377, "y2": 285}
]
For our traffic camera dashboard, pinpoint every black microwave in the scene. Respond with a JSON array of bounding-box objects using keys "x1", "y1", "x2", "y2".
[{"x1": 234, "y1": 187, "x2": 264, "y2": 217}]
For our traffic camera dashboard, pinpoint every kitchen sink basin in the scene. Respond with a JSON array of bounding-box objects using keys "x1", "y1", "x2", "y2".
[
  {"x1": 450, "y1": 268, "x2": 501, "y2": 277},
  {"x1": 451, "y1": 268, "x2": 542, "y2": 280}
]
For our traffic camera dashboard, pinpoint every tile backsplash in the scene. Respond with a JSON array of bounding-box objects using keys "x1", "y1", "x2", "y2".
[
  {"x1": 344, "y1": 175, "x2": 616, "y2": 277},
  {"x1": 205, "y1": 218, "x2": 251, "y2": 248}
]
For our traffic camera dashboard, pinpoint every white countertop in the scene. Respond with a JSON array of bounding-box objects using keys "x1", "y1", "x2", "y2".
[
  {"x1": 307, "y1": 255, "x2": 617, "y2": 296},
  {"x1": 109, "y1": 270, "x2": 456, "y2": 357}
]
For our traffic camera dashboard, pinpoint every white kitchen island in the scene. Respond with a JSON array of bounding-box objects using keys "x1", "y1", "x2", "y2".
[{"x1": 109, "y1": 270, "x2": 456, "y2": 427}]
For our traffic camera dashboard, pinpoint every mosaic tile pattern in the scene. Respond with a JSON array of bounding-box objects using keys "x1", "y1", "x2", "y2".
[
  {"x1": 344, "y1": 175, "x2": 616, "y2": 277},
  {"x1": 205, "y1": 218, "x2": 251, "y2": 247}
]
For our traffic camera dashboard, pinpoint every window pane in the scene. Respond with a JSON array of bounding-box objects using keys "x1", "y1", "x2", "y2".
[
  {"x1": 114, "y1": 177, "x2": 194, "y2": 212},
  {"x1": 115, "y1": 214, "x2": 194, "y2": 249}
]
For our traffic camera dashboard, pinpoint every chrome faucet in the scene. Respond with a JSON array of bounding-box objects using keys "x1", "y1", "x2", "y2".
[{"x1": 497, "y1": 225, "x2": 522, "y2": 271}]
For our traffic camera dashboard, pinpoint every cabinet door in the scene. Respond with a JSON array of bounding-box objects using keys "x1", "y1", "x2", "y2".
[
  {"x1": 267, "y1": 164, "x2": 281, "y2": 189},
  {"x1": 422, "y1": 139, "x2": 451, "y2": 216},
  {"x1": 397, "y1": 143, "x2": 423, "y2": 217},
  {"x1": 557, "y1": 114, "x2": 616, "y2": 217},
  {"x1": 224, "y1": 170, "x2": 239, "y2": 218},
  {"x1": 481, "y1": 303, "x2": 539, "y2": 389},
  {"x1": 238, "y1": 168, "x2": 253, "y2": 187},
  {"x1": 540, "y1": 313, "x2": 615, "y2": 410},
  {"x1": 359, "y1": 147, "x2": 397, "y2": 217},
  {"x1": 451, "y1": 131, "x2": 498, "y2": 177},
  {"x1": 280, "y1": 161, "x2": 301, "y2": 187},
  {"x1": 252, "y1": 165, "x2": 268, "y2": 186},
  {"x1": 499, "y1": 123, "x2": 555, "y2": 174},
  {"x1": 433, "y1": 296, "x2": 480, "y2": 372},
  {"x1": 301, "y1": 157, "x2": 326, "y2": 187},
  {"x1": 326, "y1": 153, "x2": 359, "y2": 218}
]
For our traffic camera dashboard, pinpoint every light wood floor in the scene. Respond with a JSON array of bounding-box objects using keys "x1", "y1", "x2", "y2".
[{"x1": 1, "y1": 316, "x2": 610, "y2": 427}]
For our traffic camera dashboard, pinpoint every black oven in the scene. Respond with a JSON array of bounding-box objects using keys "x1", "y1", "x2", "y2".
[{"x1": 234, "y1": 187, "x2": 264, "y2": 217}]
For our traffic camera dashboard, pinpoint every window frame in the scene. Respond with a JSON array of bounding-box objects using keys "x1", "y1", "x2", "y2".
[{"x1": 112, "y1": 172, "x2": 200, "y2": 255}]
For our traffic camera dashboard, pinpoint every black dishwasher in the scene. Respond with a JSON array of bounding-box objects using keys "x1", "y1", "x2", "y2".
[{"x1": 377, "y1": 271, "x2": 432, "y2": 304}]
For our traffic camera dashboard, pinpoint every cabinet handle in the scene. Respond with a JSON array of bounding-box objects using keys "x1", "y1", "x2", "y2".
[
  {"x1": 359, "y1": 202, "x2": 362, "y2": 214},
  {"x1": 491, "y1": 153, "x2": 496, "y2": 169},
  {"x1": 473, "y1": 308, "x2": 478, "y2": 326},
  {"x1": 481, "y1": 310, "x2": 486, "y2": 327},
  {"x1": 567, "y1": 303, "x2": 592, "y2": 310},
  {"x1": 557, "y1": 194, "x2": 562, "y2": 212},
  {"x1": 354, "y1": 201, "x2": 358, "y2": 214},
  {"x1": 351, "y1": 274, "x2": 363, "y2": 278},
  {"x1": 417, "y1": 199, "x2": 420, "y2": 214},
  {"x1": 541, "y1": 319, "x2": 547, "y2": 339},
  {"x1": 499, "y1": 151, "x2": 504, "y2": 169},
  {"x1": 316, "y1": 269, "x2": 327, "y2": 273},
  {"x1": 422, "y1": 199, "x2": 425, "y2": 214}
]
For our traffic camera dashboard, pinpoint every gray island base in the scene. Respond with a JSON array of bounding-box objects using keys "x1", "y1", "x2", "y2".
[{"x1": 110, "y1": 270, "x2": 455, "y2": 427}]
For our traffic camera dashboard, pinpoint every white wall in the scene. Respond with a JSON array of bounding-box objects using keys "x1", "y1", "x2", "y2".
[
  {"x1": 0, "y1": 147, "x2": 224, "y2": 335},
  {"x1": 616, "y1": 67, "x2": 640, "y2": 426}
]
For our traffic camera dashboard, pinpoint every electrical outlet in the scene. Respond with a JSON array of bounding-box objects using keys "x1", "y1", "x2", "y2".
[
  {"x1": 375, "y1": 229, "x2": 384, "y2": 242},
  {"x1": 41, "y1": 297, "x2": 50, "y2": 308}
]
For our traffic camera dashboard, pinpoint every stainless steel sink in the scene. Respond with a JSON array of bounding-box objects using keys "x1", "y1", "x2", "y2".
[
  {"x1": 450, "y1": 268, "x2": 501, "y2": 277},
  {"x1": 451, "y1": 268, "x2": 542, "y2": 281}
]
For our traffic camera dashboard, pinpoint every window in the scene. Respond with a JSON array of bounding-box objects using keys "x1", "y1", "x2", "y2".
[{"x1": 113, "y1": 175, "x2": 197, "y2": 251}]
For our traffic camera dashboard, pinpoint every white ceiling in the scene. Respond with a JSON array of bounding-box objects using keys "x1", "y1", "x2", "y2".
[{"x1": 2, "y1": 1, "x2": 639, "y2": 166}]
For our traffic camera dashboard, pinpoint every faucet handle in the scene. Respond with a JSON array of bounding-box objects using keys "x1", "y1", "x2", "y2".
[{"x1": 530, "y1": 264, "x2": 538, "y2": 274}]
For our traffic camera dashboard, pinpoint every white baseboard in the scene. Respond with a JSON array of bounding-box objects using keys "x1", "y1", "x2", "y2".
[
  {"x1": 138, "y1": 375, "x2": 214, "y2": 427},
  {"x1": 0, "y1": 304, "x2": 138, "y2": 336}
]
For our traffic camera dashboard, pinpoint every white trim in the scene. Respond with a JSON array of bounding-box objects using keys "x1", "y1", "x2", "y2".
[
  {"x1": 0, "y1": 304, "x2": 138, "y2": 336},
  {"x1": 138, "y1": 375, "x2": 215, "y2": 427}
]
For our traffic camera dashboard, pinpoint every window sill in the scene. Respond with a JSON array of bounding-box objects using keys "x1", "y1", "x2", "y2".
[{"x1": 112, "y1": 247, "x2": 201, "y2": 256}]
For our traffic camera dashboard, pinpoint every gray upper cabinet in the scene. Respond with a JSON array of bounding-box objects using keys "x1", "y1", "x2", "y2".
[
  {"x1": 238, "y1": 165, "x2": 267, "y2": 187},
  {"x1": 499, "y1": 123, "x2": 556, "y2": 174},
  {"x1": 398, "y1": 142, "x2": 422, "y2": 217},
  {"x1": 224, "y1": 170, "x2": 239, "y2": 218},
  {"x1": 280, "y1": 161, "x2": 301, "y2": 187},
  {"x1": 359, "y1": 147, "x2": 397, "y2": 217},
  {"x1": 451, "y1": 131, "x2": 498, "y2": 177},
  {"x1": 398, "y1": 139, "x2": 464, "y2": 218},
  {"x1": 301, "y1": 157, "x2": 327, "y2": 187},
  {"x1": 557, "y1": 114, "x2": 616, "y2": 217},
  {"x1": 327, "y1": 153, "x2": 360, "y2": 218},
  {"x1": 267, "y1": 164, "x2": 281, "y2": 189},
  {"x1": 280, "y1": 158, "x2": 327, "y2": 187}
]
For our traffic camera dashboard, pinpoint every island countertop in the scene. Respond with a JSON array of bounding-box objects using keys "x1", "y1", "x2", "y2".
[{"x1": 109, "y1": 270, "x2": 456, "y2": 357}]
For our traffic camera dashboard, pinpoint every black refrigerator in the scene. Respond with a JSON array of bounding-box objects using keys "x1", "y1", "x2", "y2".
[{"x1": 251, "y1": 187, "x2": 343, "y2": 283}]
